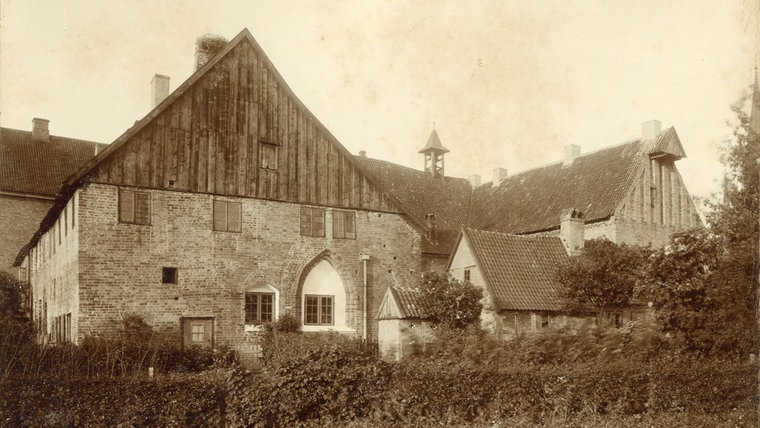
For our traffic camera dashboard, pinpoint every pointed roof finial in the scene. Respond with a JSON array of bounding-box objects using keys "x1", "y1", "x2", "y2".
[{"x1": 418, "y1": 127, "x2": 450, "y2": 153}]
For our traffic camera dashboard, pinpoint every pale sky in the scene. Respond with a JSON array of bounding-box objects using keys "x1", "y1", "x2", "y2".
[{"x1": 1, "y1": 1, "x2": 758, "y2": 207}]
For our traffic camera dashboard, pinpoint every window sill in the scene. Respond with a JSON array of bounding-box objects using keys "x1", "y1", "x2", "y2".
[
  {"x1": 245, "y1": 324, "x2": 266, "y2": 332},
  {"x1": 302, "y1": 325, "x2": 355, "y2": 333}
]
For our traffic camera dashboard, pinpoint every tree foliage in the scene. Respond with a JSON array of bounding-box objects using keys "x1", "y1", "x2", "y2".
[
  {"x1": 418, "y1": 271, "x2": 483, "y2": 330},
  {"x1": 556, "y1": 238, "x2": 650, "y2": 315}
]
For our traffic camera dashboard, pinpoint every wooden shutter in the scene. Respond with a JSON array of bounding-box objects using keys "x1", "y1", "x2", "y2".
[
  {"x1": 227, "y1": 202, "x2": 242, "y2": 232},
  {"x1": 134, "y1": 192, "x2": 150, "y2": 224},
  {"x1": 313, "y1": 208, "x2": 324, "y2": 237},
  {"x1": 119, "y1": 190, "x2": 135, "y2": 223},
  {"x1": 332, "y1": 210, "x2": 344, "y2": 238},
  {"x1": 213, "y1": 200, "x2": 227, "y2": 231},
  {"x1": 300, "y1": 206, "x2": 312, "y2": 236}
]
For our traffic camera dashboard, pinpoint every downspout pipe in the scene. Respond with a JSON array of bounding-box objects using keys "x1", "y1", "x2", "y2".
[{"x1": 360, "y1": 254, "x2": 370, "y2": 341}]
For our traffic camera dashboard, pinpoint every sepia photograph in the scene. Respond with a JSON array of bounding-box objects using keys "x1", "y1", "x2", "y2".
[{"x1": 0, "y1": 1, "x2": 758, "y2": 426}]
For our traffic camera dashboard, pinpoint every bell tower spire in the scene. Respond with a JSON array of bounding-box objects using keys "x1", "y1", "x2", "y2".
[{"x1": 419, "y1": 125, "x2": 450, "y2": 178}]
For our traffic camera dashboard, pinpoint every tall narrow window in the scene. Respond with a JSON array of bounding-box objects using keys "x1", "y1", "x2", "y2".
[
  {"x1": 213, "y1": 200, "x2": 242, "y2": 232},
  {"x1": 245, "y1": 292, "x2": 275, "y2": 324},
  {"x1": 300, "y1": 206, "x2": 325, "y2": 237},
  {"x1": 332, "y1": 210, "x2": 356, "y2": 239},
  {"x1": 304, "y1": 295, "x2": 334, "y2": 325},
  {"x1": 464, "y1": 268, "x2": 471, "y2": 281},
  {"x1": 119, "y1": 189, "x2": 151, "y2": 225},
  {"x1": 259, "y1": 141, "x2": 278, "y2": 170}
]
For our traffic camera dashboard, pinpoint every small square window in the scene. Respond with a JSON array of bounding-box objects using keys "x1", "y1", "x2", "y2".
[{"x1": 162, "y1": 267, "x2": 178, "y2": 284}]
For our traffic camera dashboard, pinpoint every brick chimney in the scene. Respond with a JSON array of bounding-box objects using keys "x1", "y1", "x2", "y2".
[
  {"x1": 559, "y1": 208, "x2": 584, "y2": 256},
  {"x1": 358, "y1": 150, "x2": 367, "y2": 157},
  {"x1": 151, "y1": 74, "x2": 170, "y2": 108},
  {"x1": 492, "y1": 168, "x2": 508, "y2": 185},
  {"x1": 468, "y1": 174, "x2": 481, "y2": 187},
  {"x1": 32, "y1": 118, "x2": 50, "y2": 142},
  {"x1": 563, "y1": 144, "x2": 581, "y2": 166},
  {"x1": 641, "y1": 120, "x2": 662, "y2": 140}
]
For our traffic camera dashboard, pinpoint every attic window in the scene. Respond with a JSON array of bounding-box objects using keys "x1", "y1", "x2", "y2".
[
  {"x1": 332, "y1": 210, "x2": 356, "y2": 239},
  {"x1": 259, "y1": 141, "x2": 278, "y2": 170},
  {"x1": 464, "y1": 268, "x2": 471, "y2": 282}
]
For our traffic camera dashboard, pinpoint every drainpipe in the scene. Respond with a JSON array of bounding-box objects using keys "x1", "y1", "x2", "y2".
[{"x1": 360, "y1": 254, "x2": 370, "y2": 340}]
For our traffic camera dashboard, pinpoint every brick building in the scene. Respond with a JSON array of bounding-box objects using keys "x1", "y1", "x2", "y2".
[
  {"x1": 15, "y1": 28, "x2": 701, "y2": 353},
  {"x1": 0, "y1": 120, "x2": 104, "y2": 275}
]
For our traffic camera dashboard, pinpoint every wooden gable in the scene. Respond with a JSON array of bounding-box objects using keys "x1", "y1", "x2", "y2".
[
  {"x1": 376, "y1": 287, "x2": 403, "y2": 320},
  {"x1": 88, "y1": 29, "x2": 397, "y2": 213}
]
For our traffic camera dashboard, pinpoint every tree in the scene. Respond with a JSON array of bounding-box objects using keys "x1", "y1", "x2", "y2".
[
  {"x1": 418, "y1": 271, "x2": 483, "y2": 330},
  {"x1": 555, "y1": 238, "x2": 650, "y2": 316},
  {"x1": 645, "y1": 90, "x2": 759, "y2": 357}
]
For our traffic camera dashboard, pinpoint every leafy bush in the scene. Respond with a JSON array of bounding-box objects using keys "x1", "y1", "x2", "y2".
[{"x1": 418, "y1": 271, "x2": 483, "y2": 330}]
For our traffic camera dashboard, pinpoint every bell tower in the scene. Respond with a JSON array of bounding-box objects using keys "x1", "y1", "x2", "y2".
[{"x1": 419, "y1": 127, "x2": 449, "y2": 178}]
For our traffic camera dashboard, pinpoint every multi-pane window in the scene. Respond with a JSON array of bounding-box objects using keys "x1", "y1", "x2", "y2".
[
  {"x1": 213, "y1": 200, "x2": 242, "y2": 232},
  {"x1": 259, "y1": 141, "x2": 278, "y2": 170},
  {"x1": 245, "y1": 292, "x2": 274, "y2": 324},
  {"x1": 300, "y1": 206, "x2": 325, "y2": 237},
  {"x1": 304, "y1": 295, "x2": 333, "y2": 326},
  {"x1": 191, "y1": 324, "x2": 205, "y2": 342},
  {"x1": 332, "y1": 210, "x2": 356, "y2": 239},
  {"x1": 119, "y1": 189, "x2": 151, "y2": 225},
  {"x1": 464, "y1": 268, "x2": 471, "y2": 281}
]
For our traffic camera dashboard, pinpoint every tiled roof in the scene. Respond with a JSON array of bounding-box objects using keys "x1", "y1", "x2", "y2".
[
  {"x1": 468, "y1": 133, "x2": 671, "y2": 234},
  {"x1": 0, "y1": 127, "x2": 105, "y2": 196},
  {"x1": 389, "y1": 286, "x2": 426, "y2": 319},
  {"x1": 353, "y1": 155, "x2": 471, "y2": 254},
  {"x1": 464, "y1": 228, "x2": 569, "y2": 311}
]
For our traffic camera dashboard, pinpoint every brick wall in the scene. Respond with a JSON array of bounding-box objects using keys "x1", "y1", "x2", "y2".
[
  {"x1": 0, "y1": 194, "x2": 52, "y2": 273},
  {"x1": 26, "y1": 193, "x2": 80, "y2": 343},
  {"x1": 75, "y1": 183, "x2": 422, "y2": 353}
]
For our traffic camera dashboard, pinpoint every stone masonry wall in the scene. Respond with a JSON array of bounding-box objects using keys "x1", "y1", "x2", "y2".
[
  {"x1": 0, "y1": 194, "x2": 52, "y2": 274},
  {"x1": 76, "y1": 183, "x2": 422, "y2": 354}
]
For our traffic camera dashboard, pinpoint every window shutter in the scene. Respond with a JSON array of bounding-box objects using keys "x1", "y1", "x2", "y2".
[
  {"x1": 300, "y1": 207, "x2": 312, "y2": 236},
  {"x1": 332, "y1": 210, "x2": 344, "y2": 238},
  {"x1": 227, "y1": 202, "x2": 242, "y2": 232},
  {"x1": 134, "y1": 192, "x2": 150, "y2": 224},
  {"x1": 313, "y1": 209, "x2": 325, "y2": 237},
  {"x1": 344, "y1": 212, "x2": 355, "y2": 239},
  {"x1": 119, "y1": 190, "x2": 134, "y2": 223},
  {"x1": 213, "y1": 200, "x2": 227, "y2": 231}
]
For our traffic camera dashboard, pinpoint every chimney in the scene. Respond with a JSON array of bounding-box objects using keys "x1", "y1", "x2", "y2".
[
  {"x1": 641, "y1": 120, "x2": 662, "y2": 140},
  {"x1": 425, "y1": 213, "x2": 438, "y2": 244},
  {"x1": 194, "y1": 34, "x2": 228, "y2": 71},
  {"x1": 151, "y1": 74, "x2": 170, "y2": 109},
  {"x1": 358, "y1": 150, "x2": 367, "y2": 157},
  {"x1": 559, "y1": 208, "x2": 585, "y2": 256},
  {"x1": 563, "y1": 144, "x2": 581, "y2": 166},
  {"x1": 468, "y1": 174, "x2": 481, "y2": 187},
  {"x1": 492, "y1": 168, "x2": 508, "y2": 185},
  {"x1": 32, "y1": 118, "x2": 50, "y2": 142}
]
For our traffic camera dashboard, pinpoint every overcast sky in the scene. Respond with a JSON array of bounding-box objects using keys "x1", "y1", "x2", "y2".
[{"x1": 1, "y1": 1, "x2": 758, "y2": 206}]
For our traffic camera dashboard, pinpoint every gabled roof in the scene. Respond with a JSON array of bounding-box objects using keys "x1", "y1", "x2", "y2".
[
  {"x1": 461, "y1": 228, "x2": 569, "y2": 311},
  {"x1": 353, "y1": 155, "x2": 471, "y2": 254},
  {"x1": 418, "y1": 129, "x2": 449, "y2": 153},
  {"x1": 376, "y1": 285, "x2": 426, "y2": 320},
  {"x1": 0, "y1": 127, "x2": 105, "y2": 197},
  {"x1": 468, "y1": 128, "x2": 682, "y2": 235}
]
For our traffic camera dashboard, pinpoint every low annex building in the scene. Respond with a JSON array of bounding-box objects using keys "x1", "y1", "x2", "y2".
[{"x1": 14, "y1": 28, "x2": 701, "y2": 354}]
